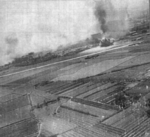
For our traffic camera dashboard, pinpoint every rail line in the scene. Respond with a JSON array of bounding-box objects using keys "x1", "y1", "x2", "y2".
[{"x1": 0, "y1": 42, "x2": 134, "y2": 78}]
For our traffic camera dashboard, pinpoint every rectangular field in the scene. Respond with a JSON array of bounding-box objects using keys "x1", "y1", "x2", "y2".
[
  {"x1": 77, "y1": 83, "x2": 115, "y2": 99},
  {"x1": 0, "y1": 118, "x2": 39, "y2": 137},
  {"x1": 0, "y1": 106, "x2": 32, "y2": 128},
  {"x1": 85, "y1": 85, "x2": 118, "y2": 101},
  {"x1": 0, "y1": 94, "x2": 31, "y2": 115},
  {"x1": 63, "y1": 82, "x2": 104, "y2": 97}
]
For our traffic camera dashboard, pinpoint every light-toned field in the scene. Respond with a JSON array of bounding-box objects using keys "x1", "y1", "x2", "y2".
[
  {"x1": 54, "y1": 56, "x2": 134, "y2": 81},
  {"x1": 119, "y1": 53, "x2": 150, "y2": 67}
]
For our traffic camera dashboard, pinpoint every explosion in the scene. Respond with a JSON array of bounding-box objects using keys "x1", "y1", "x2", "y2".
[
  {"x1": 94, "y1": 0, "x2": 148, "y2": 39},
  {"x1": 0, "y1": 0, "x2": 148, "y2": 65}
]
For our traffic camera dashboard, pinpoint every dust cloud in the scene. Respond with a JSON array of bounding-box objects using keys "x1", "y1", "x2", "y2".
[{"x1": 0, "y1": 0, "x2": 148, "y2": 65}]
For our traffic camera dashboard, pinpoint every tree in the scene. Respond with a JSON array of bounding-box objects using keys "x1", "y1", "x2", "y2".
[
  {"x1": 114, "y1": 93, "x2": 128, "y2": 109},
  {"x1": 146, "y1": 109, "x2": 150, "y2": 118},
  {"x1": 146, "y1": 99, "x2": 150, "y2": 108}
]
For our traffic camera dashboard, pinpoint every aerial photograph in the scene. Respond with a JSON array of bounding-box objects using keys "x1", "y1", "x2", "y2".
[{"x1": 0, "y1": 0, "x2": 150, "y2": 136}]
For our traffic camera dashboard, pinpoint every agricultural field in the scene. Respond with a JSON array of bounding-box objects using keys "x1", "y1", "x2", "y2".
[{"x1": 0, "y1": 23, "x2": 150, "y2": 137}]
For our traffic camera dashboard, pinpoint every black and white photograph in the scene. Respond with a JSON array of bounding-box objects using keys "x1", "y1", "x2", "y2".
[{"x1": 0, "y1": 0, "x2": 150, "y2": 136}]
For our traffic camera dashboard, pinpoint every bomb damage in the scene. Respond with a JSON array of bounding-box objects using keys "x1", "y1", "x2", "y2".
[{"x1": 0, "y1": 0, "x2": 150, "y2": 137}]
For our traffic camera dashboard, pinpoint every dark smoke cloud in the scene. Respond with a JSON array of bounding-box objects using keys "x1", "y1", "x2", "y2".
[
  {"x1": 95, "y1": 0, "x2": 128, "y2": 37},
  {"x1": 95, "y1": 0, "x2": 148, "y2": 39},
  {"x1": 94, "y1": 0, "x2": 116, "y2": 34},
  {"x1": 95, "y1": 2, "x2": 107, "y2": 33}
]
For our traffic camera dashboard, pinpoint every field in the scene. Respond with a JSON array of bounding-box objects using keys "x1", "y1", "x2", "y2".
[{"x1": 0, "y1": 24, "x2": 150, "y2": 137}]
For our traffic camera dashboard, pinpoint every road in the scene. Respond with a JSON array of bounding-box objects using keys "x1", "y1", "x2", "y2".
[{"x1": 0, "y1": 42, "x2": 136, "y2": 78}]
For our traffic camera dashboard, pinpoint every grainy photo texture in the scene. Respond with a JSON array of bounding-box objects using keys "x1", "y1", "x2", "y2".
[{"x1": 0, "y1": 0, "x2": 150, "y2": 137}]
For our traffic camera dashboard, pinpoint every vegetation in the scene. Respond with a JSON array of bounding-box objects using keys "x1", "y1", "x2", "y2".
[
  {"x1": 34, "y1": 80, "x2": 54, "y2": 88},
  {"x1": 146, "y1": 99, "x2": 150, "y2": 108},
  {"x1": 12, "y1": 52, "x2": 61, "y2": 67},
  {"x1": 146, "y1": 109, "x2": 150, "y2": 118},
  {"x1": 114, "y1": 93, "x2": 129, "y2": 109},
  {"x1": 11, "y1": 43, "x2": 92, "y2": 67},
  {"x1": 114, "y1": 90, "x2": 150, "y2": 118},
  {"x1": 0, "y1": 32, "x2": 102, "y2": 68},
  {"x1": 114, "y1": 92, "x2": 141, "y2": 109},
  {"x1": 0, "y1": 63, "x2": 12, "y2": 71}
]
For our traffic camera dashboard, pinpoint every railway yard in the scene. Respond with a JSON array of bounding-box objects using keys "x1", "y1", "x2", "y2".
[{"x1": 1, "y1": 24, "x2": 150, "y2": 137}]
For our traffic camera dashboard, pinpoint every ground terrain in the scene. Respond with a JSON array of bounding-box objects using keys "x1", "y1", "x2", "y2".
[{"x1": 0, "y1": 24, "x2": 150, "y2": 137}]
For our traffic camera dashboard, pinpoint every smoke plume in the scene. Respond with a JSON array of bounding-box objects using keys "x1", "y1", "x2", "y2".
[
  {"x1": 94, "y1": 0, "x2": 148, "y2": 38},
  {"x1": 95, "y1": 1, "x2": 108, "y2": 33},
  {"x1": 0, "y1": 0, "x2": 148, "y2": 65}
]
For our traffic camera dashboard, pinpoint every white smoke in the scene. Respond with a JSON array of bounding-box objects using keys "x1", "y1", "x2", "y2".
[
  {"x1": 0, "y1": 0, "x2": 149, "y2": 65},
  {"x1": 0, "y1": 0, "x2": 97, "y2": 64}
]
